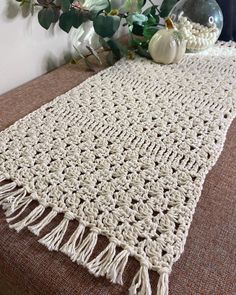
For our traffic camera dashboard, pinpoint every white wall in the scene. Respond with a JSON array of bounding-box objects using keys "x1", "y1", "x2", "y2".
[
  {"x1": 0, "y1": 1, "x2": 73, "y2": 95},
  {"x1": 0, "y1": 0, "x2": 161, "y2": 95}
]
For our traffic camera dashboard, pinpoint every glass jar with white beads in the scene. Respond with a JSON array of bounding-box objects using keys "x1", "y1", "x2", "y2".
[{"x1": 169, "y1": 0, "x2": 223, "y2": 52}]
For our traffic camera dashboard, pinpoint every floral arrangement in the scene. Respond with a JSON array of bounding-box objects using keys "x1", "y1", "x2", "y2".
[{"x1": 15, "y1": 0, "x2": 179, "y2": 64}]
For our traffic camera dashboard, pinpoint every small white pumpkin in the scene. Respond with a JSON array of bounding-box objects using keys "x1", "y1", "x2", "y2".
[{"x1": 148, "y1": 18, "x2": 186, "y2": 64}]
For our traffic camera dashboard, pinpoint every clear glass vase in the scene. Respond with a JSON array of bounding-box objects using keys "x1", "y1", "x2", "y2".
[{"x1": 169, "y1": 0, "x2": 224, "y2": 52}]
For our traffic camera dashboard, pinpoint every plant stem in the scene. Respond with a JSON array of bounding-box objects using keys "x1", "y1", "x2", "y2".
[{"x1": 165, "y1": 18, "x2": 175, "y2": 29}]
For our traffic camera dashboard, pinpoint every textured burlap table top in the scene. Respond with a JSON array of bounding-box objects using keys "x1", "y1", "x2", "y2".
[{"x1": 0, "y1": 54, "x2": 235, "y2": 295}]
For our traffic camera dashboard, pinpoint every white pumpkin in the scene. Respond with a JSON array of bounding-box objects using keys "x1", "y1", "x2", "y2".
[{"x1": 148, "y1": 18, "x2": 186, "y2": 65}]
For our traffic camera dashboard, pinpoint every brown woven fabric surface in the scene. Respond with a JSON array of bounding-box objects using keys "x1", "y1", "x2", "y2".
[{"x1": 0, "y1": 56, "x2": 235, "y2": 295}]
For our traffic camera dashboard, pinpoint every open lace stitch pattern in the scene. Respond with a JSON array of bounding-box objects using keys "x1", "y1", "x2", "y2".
[{"x1": 0, "y1": 42, "x2": 236, "y2": 295}]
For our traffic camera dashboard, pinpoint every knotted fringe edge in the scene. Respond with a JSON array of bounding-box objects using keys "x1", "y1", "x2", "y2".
[{"x1": 0, "y1": 177, "x2": 170, "y2": 295}]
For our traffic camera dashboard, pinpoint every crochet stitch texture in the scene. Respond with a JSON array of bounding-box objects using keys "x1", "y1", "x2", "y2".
[{"x1": 0, "y1": 42, "x2": 236, "y2": 294}]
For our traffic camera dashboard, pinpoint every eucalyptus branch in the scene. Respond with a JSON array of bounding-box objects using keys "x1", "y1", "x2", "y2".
[{"x1": 13, "y1": 0, "x2": 178, "y2": 64}]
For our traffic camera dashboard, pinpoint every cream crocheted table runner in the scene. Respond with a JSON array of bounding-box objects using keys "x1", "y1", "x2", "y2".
[{"x1": 0, "y1": 42, "x2": 236, "y2": 295}]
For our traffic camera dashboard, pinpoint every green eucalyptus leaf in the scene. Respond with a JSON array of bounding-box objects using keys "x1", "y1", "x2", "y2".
[
  {"x1": 74, "y1": 10, "x2": 90, "y2": 28},
  {"x1": 38, "y1": 7, "x2": 55, "y2": 30},
  {"x1": 143, "y1": 24, "x2": 158, "y2": 40},
  {"x1": 143, "y1": 6, "x2": 160, "y2": 24},
  {"x1": 145, "y1": 13, "x2": 158, "y2": 27},
  {"x1": 93, "y1": 14, "x2": 120, "y2": 38},
  {"x1": 60, "y1": 0, "x2": 70, "y2": 12},
  {"x1": 160, "y1": 0, "x2": 179, "y2": 18},
  {"x1": 59, "y1": 11, "x2": 74, "y2": 32},
  {"x1": 59, "y1": 9, "x2": 87, "y2": 33}
]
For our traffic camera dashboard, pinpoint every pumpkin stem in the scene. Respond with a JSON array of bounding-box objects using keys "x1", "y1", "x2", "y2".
[{"x1": 165, "y1": 18, "x2": 175, "y2": 30}]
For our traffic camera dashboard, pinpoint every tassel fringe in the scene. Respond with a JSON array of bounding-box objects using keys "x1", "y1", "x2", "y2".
[
  {"x1": 60, "y1": 223, "x2": 85, "y2": 257},
  {"x1": 39, "y1": 216, "x2": 70, "y2": 251},
  {"x1": 156, "y1": 272, "x2": 169, "y2": 295},
  {"x1": 0, "y1": 176, "x2": 170, "y2": 294},
  {"x1": 28, "y1": 209, "x2": 57, "y2": 236},
  {"x1": 106, "y1": 249, "x2": 130, "y2": 285},
  {"x1": 8, "y1": 204, "x2": 45, "y2": 232},
  {"x1": 87, "y1": 241, "x2": 116, "y2": 277},
  {"x1": 0, "y1": 182, "x2": 17, "y2": 195},
  {"x1": 0, "y1": 175, "x2": 6, "y2": 183},
  {"x1": 0, "y1": 187, "x2": 24, "y2": 205},
  {"x1": 72, "y1": 231, "x2": 98, "y2": 265},
  {"x1": 2, "y1": 189, "x2": 29, "y2": 216},
  {"x1": 0, "y1": 187, "x2": 23, "y2": 205},
  {"x1": 6, "y1": 199, "x2": 32, "y2": 222},
  {"x1": 129, "y1": 265, "x2": 151, "y2": 295}
]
